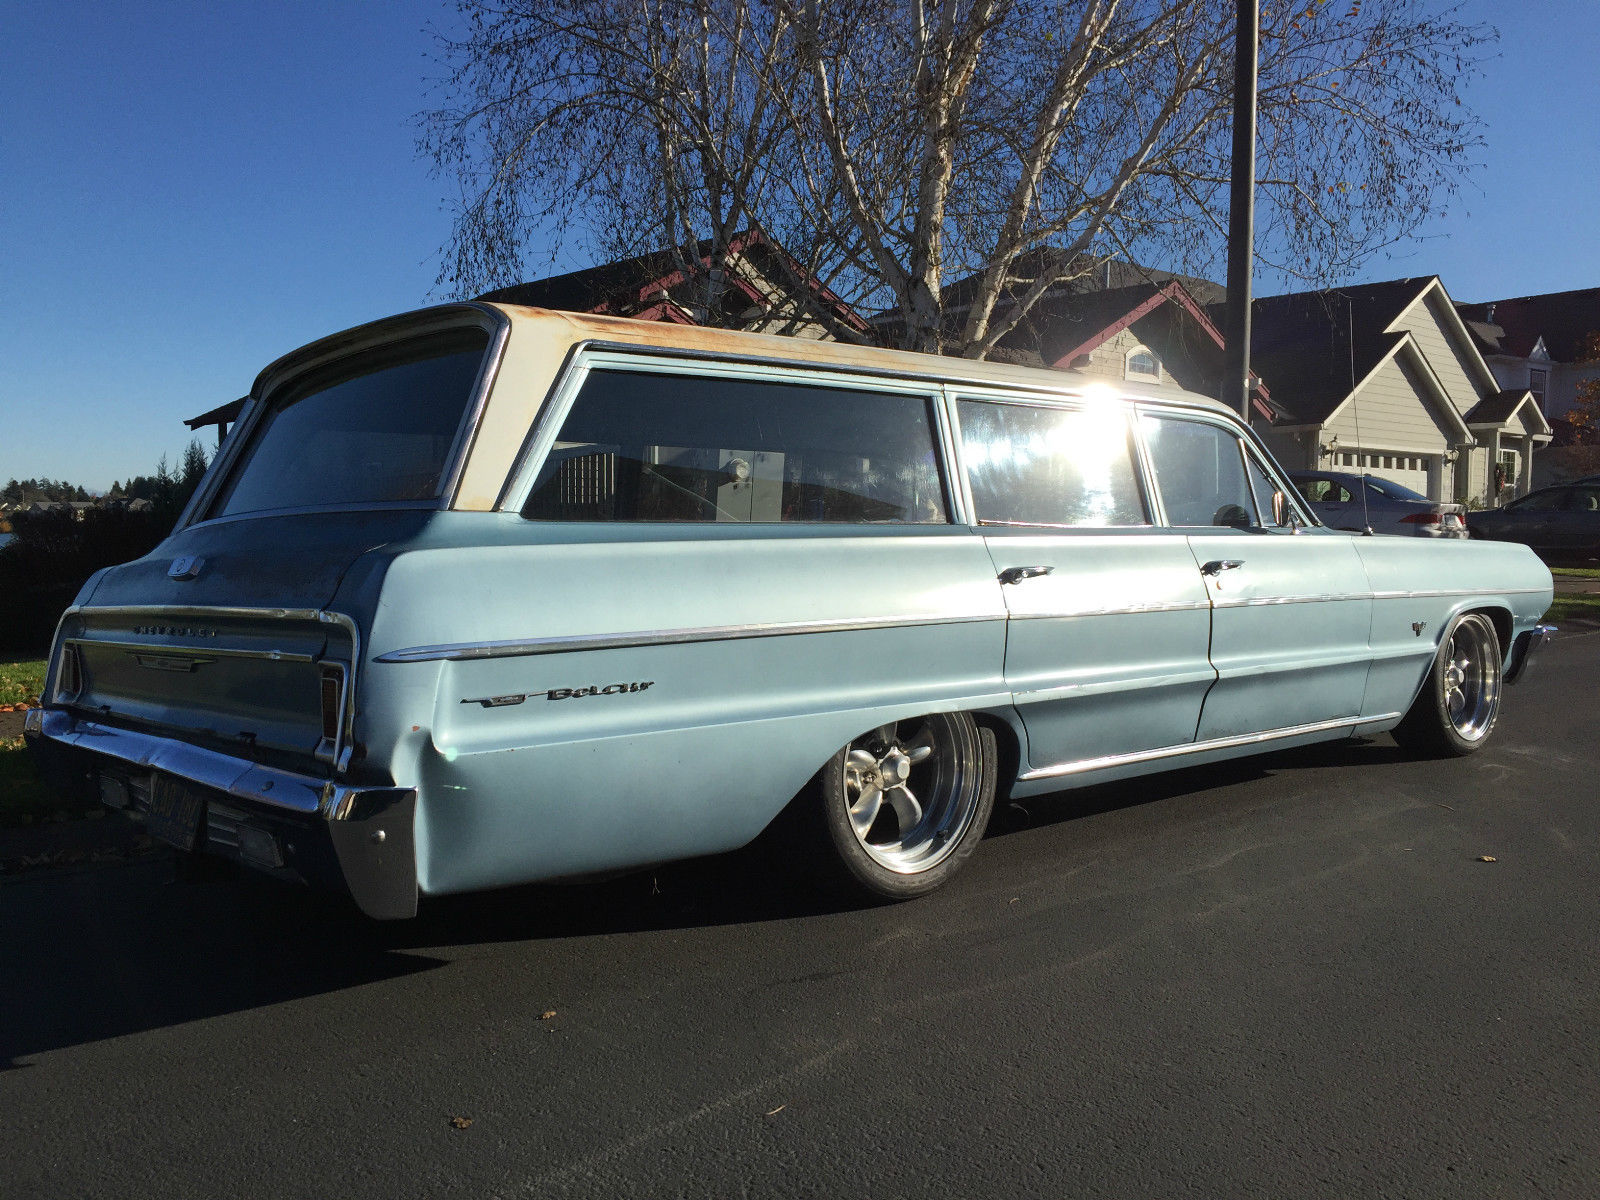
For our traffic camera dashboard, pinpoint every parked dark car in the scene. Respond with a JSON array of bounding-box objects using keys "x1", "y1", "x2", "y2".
[
  {"x1": 1289, "y1": 471, "x2": 1467, "y2": 538},
  {"x1": 1468, "y1": 484, "x2": 1600, "y2": 560}
]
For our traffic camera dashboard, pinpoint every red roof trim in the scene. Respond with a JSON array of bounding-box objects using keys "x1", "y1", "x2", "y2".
[{"x1": 1049, "y1": 279, "x2": 1273, "y2": 420}]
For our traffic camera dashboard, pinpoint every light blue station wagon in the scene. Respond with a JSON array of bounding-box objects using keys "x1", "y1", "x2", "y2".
[{"x1": 26, "y1": 305, "x2": 1556, "y2": 917}]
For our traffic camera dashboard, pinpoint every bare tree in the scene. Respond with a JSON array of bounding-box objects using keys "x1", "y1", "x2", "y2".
[{"x1": 422, "y1": 0, "x2": 1490, "y2": 357}]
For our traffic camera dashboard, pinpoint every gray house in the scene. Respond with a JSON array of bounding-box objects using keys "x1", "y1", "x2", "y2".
[{"x1": 1245, "y1": 277, "x2": 1551, "y2": 506}]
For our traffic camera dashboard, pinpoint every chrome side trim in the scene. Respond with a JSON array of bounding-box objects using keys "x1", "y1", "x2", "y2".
[
  {"x1": 375, "y1": 611, "x2": 1006, "y2": 664},
  {"x1": 1211, "y1": 593, "x2": 1371, "y2": 609},
  {"x1": 1370, "y1": 587, "x2": 1549, "y2": 600},
  {"x1": 1017, "y1": 711, "x2": 1405, "y2": 783},
  {"x1": 1009, "y1": 600, "x2": 1212, "y2": 619}
]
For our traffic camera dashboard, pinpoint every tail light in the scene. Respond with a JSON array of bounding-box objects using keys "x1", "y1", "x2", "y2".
[
  {"x1": 316, "y1": 662, "x2": 347, "y2": 764},
  {"x1": 1399, "y1": 512, "x2": 1443, "y2": 526},
  {"x1": 54, "y1": 644, "x2": 83, "y2": 701}
]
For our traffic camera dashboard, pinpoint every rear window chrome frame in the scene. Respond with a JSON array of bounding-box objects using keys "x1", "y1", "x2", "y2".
[{"x1": 178, "y1": 304, "x2": 510, "y2": 531}]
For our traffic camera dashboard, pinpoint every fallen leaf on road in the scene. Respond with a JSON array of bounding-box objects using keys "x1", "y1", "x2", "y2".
[
  {"x1": 450, "y1": 1116, "x2": 473, "y2": 1129},
  {"x1": 1476, "y1": 855, "x2": 1497, "y2": 863},
  {"x1": 539, "y1": 1010, "x2": 557, "y2": 1020}
]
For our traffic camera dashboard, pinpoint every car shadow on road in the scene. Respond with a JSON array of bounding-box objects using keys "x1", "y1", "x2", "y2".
[{"x1": 0, "y1": 735, "x2": 1413, "y2": 1066}]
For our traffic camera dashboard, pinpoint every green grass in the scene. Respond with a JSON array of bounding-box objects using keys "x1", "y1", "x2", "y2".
[
  {"x1": 1551, "y1": 566, "x2": 1600, "y2": 580},
  {"x1": 0, "y1": 657, "x2": 82, "y2": 828},
  {"x1": 1547, "y1": 592, "x2": 1600, "y2": 626},
  {"x1": 0, "y1": 658, "x2": 45, "y2": 707}
]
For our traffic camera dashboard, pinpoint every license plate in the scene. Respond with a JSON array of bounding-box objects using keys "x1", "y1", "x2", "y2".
[{"x1": 145, "y1": 774, "x2": 205, "y2": 852}]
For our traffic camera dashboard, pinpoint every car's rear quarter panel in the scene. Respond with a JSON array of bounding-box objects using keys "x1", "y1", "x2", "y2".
[{"x1": 363, "y1": 524, "x2": 1010, "y2": 894}]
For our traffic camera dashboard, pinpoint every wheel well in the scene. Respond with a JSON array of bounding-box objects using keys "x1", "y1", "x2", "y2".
[
  {"x1": 973, "y1": 711, "x2": 1022, "y2": 804},
  {"x1": 1465, "y1": 605, "x2": 1512, "y2": 657}
]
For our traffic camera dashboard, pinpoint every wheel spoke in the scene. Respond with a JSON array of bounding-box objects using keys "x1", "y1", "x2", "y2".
[
  {"x1": 885, "y1": 785, "x2": 923, "y2": 835},
  {"x1": 903, "y1": 727, "x2": 936, "y2": 764},
  {"x1": 849, "y1": 784, "x2": 883, "y2": 837},
  {"x1": 871, "y1": 722, "x2": 898, "y2": 748},
  {"x1": 846, "y1": 748, "x2": 877, "y2": 773},
  {"x1": 1447, "y1": 687, "x2": 1466, "y2": 717}
]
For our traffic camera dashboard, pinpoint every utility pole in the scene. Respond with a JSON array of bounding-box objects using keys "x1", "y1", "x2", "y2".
[{"x1": 1222, "y1": 0, "x2": 1259, "y2": 422}]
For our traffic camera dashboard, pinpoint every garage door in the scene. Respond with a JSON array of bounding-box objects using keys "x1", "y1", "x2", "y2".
[{"x1": 1349, "y1": 451, "x2": 1435, "y2": 499}]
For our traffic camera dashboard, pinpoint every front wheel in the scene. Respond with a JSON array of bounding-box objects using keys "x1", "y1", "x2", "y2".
[
  {"x1": 814, "y1": 712, "x2": 997, "y2": 900},
  {"x1": 1392, "y1": 611, "x2": 1502, "y2": 757}
]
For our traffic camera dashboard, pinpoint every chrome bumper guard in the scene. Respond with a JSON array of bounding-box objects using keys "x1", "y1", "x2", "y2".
[
  {"x1": 1505, "y1": 623, "x2": 1557, "y2": 685},
  {"x1": 23, "y1": 707, "x2": 417, "y2": 919}
]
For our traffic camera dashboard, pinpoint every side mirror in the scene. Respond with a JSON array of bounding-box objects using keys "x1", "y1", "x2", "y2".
[{"x1": 1271, "y1": 490, "x2": 1301, "y2": 531}]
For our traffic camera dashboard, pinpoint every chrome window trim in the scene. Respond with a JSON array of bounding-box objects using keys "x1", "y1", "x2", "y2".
[
  {"x1": 498, "y1": 345, "x2": 957, "y2": 523},
  {"x1": 1018, "y1": 711, "x2": 1405, "y2": 782},
  {"x1": 1210, "y1": 593, "x2": 1374, "y2": 609},
  {"x1": 374, "y1": 611, "x2": 1006, "y2": 664},
  {"x1": 184, "y1": 305, "x2": 506, "y2": 530}
]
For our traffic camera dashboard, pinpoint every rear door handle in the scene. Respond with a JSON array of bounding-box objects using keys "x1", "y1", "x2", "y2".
[
  {"x1": 998, "y1": 565, "x2": 1054, "y2": 585},
  {"x1": 1200, "y1": 559, "x2": 1244, "y2": 577}
]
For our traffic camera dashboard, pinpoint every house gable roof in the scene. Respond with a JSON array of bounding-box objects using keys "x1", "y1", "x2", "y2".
[
  {"x1": 1464, "y1": 389, "x2": 1553, "y2": 437},
  {"x1": 1242, "y1": 276, "x2": 1503, "y2": 432},
  {"x1": 1456, "y1": 286, "x2": 1600, "y2": 362}
]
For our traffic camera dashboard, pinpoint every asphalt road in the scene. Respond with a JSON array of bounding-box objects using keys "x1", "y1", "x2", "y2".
[{"x1": 4, "y1": 633, "x2": 1599, "y2": 1199}]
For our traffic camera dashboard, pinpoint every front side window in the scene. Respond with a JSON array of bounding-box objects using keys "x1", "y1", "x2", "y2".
[
  {"x1": 522, "y1": 370, "x2": 948, "y2": 524},
  {"x1": 211, "y1": 326, "x2": 490, "y2": 518},
  {"x1": 958, "y1": 399, "x2": 1147, "y2": 528},
  {"x1": 1141, "y1": 414, "x2": 1259, "y2": 528}
]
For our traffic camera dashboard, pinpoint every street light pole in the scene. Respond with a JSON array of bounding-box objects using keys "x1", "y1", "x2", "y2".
[{"x1": 1222, "y1": 0, "x2": 1259, "y2": 422}]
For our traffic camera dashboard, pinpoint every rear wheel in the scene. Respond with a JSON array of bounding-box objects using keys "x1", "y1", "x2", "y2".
[
  {"x1": 1392, "y1": 612, "x2": 1502, "y2": 757},
  {"x1": 814, "y1": 712, "x2": 997, "y2": 900}
]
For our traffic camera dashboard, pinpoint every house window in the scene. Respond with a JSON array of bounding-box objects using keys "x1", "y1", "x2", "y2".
[
  {"x1": 1124, "y1": 345, "x2": 1161, "y2": 382},
  {"x1": 1529, "y1": 368, "x2": 1547, "y2": 411}
]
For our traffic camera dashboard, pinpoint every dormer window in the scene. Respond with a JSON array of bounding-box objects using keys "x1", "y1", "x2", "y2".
[
  {"x1": 1125, "y1": 345, "x2": 1161, "y2": 382},
  {"x1": 1529, "y1": 367, "x2": 1547, "y2": 412}
]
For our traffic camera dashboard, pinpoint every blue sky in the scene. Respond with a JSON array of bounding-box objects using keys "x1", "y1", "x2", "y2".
[{"x1": 3, "y1": 1, "x2": 1597, "y2": 492}]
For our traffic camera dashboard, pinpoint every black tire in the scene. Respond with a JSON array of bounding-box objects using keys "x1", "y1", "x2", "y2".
[
  {"x1": 811, "y1": 712, "x2": 997, "y2": 900},
  {"x1": 1392, "y1": 611, "x2": 1502, "y2": 758}
]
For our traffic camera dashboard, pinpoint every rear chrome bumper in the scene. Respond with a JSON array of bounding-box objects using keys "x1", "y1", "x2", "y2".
[
  {"x1": 1505, "y1": 624, "x2": 1557, "y2": 685},
  {"x1": 23, "y1": 707, "x2": 417, "y2": 919}
]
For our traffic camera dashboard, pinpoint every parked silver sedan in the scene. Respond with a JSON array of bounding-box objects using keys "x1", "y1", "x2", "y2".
[
  {"x1": 1468, "y1": 484, "x2": 1600, "y2": 561},
  {"x1": 1290, "y1": 471, "x2": 1467, "y2": 538}
]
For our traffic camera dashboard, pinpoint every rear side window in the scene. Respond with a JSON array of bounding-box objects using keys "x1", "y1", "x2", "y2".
[
  {"x1": 958, "y1": 399, "x2": 1146, "y2": 527},
  {"x1": 522, "y1": 370, "x2": 948, "y2": 524},
  {"x1": 211, "y1": 327, "x2": 490, "y2": 518}
]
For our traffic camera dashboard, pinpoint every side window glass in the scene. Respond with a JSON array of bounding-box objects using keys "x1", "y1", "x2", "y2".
[
  {"x1": 1571, "y1": 488, "x2": 1600, "y2": 512},
  {"x1": 958, "y1": 400, "x2": 1147, "y2": 528},
  {"x1": 1140, "y1": 414, "x2": 1258, "y2": 528},
  {"x1": 1300, "y1": 479, "x2": 1330, "y2": 503},
  {"x1": 1245, "y1": 452, "x2": 1283, "y2": 524},
  {"x1": 522, "y1": 370, "x2": 949, "y2": 524}
]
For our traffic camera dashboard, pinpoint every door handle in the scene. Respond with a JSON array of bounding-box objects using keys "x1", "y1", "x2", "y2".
[
  {"x1": 998, "y1": 565, "x2": 1054, "y2": 585},
  {"x1": 1200, "y1": 559, "x2": 1244, "y2": 577}
]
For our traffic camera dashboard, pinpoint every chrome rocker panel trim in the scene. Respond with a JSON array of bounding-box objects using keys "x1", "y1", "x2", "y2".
[
  {"x1": 1018, "y1": 711, "x2": 1405, "y2": 783},
  {"x1": 24, "y1": 708, "x2": 417, "y2": 919},
  {"x1": 1505, "y1": 623, "x2": 1557, "y2": 685}
]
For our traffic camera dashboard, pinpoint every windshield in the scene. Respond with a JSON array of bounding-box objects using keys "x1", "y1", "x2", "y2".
[
  {"x1": 1361, "y1": 475, "x2": 1429, "y2": 503},
  {"x1": 209, "y1": 327, "x2": 490, "y2": 518}
]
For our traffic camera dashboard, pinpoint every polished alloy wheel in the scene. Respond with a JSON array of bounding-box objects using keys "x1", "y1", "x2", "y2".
[
  {"x1": 840, "y1": 713, "x2": 984, "y2": 874},
  {"x1": 1442, "y1": 617, "x2": 1500, "y2": 741}
]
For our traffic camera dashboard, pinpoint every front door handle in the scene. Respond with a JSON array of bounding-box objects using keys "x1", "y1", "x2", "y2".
[
  {"x1": 998, "y1": 565, "x2": 1054, "y2": 585},
  {"x1": 1200, "y1": 559, "x2": 1245, "y2": 577}
]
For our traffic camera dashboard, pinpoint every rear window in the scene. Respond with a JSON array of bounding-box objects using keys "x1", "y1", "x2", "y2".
[
  {"x1": 209, "y1": 327, "x2": 490, "y2": 518},
  {"x1": 522, "y1": 370, "x2": 949, "y2": 524}
]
